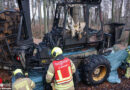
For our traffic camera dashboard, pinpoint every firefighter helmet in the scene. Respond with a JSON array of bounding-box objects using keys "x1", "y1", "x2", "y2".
[
  {"x1": 13, "y1": 69, "x2": 23, "y2": 76},
  {"x1": 51, "y1": 47, "x2": 63, "y2": 57}
]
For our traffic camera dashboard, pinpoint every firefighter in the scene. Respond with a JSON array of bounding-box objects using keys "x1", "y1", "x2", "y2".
[
  {"x1": 125, "y1": 49, "x2": 130, "y2": 78},
  {"x1": 46, "y1": 47, "x2": 76, "y2": 90},
  {"x1": 12, "y1": 69, "x2": 35, "y2": 90}
]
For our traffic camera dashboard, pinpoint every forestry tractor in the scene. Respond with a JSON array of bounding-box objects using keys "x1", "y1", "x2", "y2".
[{"x1": 0, "y1": 0, "x2": 126, "y2": 85}]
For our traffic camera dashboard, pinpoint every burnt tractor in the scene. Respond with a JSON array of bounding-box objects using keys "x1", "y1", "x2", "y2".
[{"x1": 0, "y1": 0, "x2": 126, "y2": 85}]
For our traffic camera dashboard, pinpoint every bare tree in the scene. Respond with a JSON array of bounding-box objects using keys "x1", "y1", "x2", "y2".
[
  {"x1": 0, "y1": 0, "x2": 3, "y2": 10},
  {"x1": 119, "y1": 0, "x2": 123, "y2": 22},
  {"x1": 124, "y1": 0, "x2": 130, "y2": 30},
  {"x1": 47, "y1": 0, "x2": 51, "y2": 31},
  {"x1": 112, "y1": 0, "x2": 114, "y2": 22},
  {"x1": 10, "y1": 0, "x2": 15, "y2": 8},
  {"x1": 37, "y1": 0, "x2": 43, "y2": 38},
  {"x1": 43, "y1": 0, "x2": 48, "y2": 34},
  {"x1": 31, "y1": 0, "x2": 38, "y2": 26}
]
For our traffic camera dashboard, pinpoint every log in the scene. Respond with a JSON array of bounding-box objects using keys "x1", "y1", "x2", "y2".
[
  {"x1": 0, "y1": 13, "x2": 5, "y2": 20},
  {"x1": 0, "y1": 10, "x2": 21, "y2": 62}
]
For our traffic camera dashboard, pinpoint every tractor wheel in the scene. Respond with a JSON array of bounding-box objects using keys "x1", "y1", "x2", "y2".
[{"x1": 82, "y1": 55, "x2": 111, "y2": 85}]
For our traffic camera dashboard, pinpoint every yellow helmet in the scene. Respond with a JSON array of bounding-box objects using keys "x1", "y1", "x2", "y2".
[
  {"x1": 13, "y1": 69, "x2": 23, "y2": 76},
  {"x1": 51, "y1": 47, "x2": 63, "y2": 57},
  {"x1": 25, "y1": 72, "x2": 28, "y2": 76}
]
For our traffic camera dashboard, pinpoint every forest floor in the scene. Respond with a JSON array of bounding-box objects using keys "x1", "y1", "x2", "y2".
[
  {"x1": 0, "y1": 68, "x2": 130, "y2": 90},
  {"x1": 76, "y1": 69, "x2": 130, "y2": 90}
]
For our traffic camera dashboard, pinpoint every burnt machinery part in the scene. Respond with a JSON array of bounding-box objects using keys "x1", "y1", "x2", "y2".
[
  {"x1": 81, "y1": 0, "x2": 102, "y2": 4},
  {"x1": 42, "y1": 66, "x2": 52, "y2": 90},
  {"x1": 81, "y1": 55, "x2": 111, "y2": 85},
  {"x1": 66, "y1": 0, "x2": 102, "y2": 4}
]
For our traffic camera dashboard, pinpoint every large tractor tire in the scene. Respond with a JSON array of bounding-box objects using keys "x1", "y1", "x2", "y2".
[{"x1": 82, "y1": 55, "x2": 111, "y2": 85}]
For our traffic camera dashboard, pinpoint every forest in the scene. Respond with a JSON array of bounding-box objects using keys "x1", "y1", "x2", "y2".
[
  {"x1": 0, "y1": 0, "x2": 129, "y2": 39},
  {"x1": 0, "y1": 0, "x2": 130, "y2": 90}
]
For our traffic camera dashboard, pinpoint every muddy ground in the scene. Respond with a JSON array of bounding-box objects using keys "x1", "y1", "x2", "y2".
[
  {"x1": 0, "y1": 69, "x2": 12, "y2": 83},
  {"x1": 76, "y1": 69, "x2": 130, "y2": 90},
  {"x1": 0, "y1": 69, "x2": 130, "y2": 90}
]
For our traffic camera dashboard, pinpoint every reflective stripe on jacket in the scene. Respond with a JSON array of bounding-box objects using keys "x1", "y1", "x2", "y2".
[
  {"x1": 53, "y1": 57, "x2": 72, "y2": 84},
  {"x1": 46, "y1": 57, "x2": 76, "y2": 90},
  {"x1": 54, "y1": 80, "x2": 74, "y2": 90},
  {"x1": 12, "y1": 78, "x2": 35, "y2": 90}
]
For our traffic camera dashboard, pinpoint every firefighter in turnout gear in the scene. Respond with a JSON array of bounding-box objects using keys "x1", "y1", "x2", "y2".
[
  {"x1": 12, "y1": 69, "x2": 35, "y2": 90},
  {"x1": 46, "y1": 47, "x2": 76, "y2": 90},
  {"x1": 125, "y1": 49, "x2": 130, "y2": 78}
]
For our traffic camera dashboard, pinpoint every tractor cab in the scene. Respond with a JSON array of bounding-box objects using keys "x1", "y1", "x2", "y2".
[{"x1": 43, "y1": 0, "x2": 103, "y2": 52}]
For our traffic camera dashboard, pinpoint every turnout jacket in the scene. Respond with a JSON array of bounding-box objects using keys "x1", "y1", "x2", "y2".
[
  {"x1": 12, "y1": 78, "x2": 35, "y2": 90},
  {"x1": 46, "y1": 55, "x2": 76, "y2": 90}
]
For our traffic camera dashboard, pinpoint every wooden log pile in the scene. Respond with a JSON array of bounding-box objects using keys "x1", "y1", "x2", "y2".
[{"x1": 0, "y1": 10, "x2": 20, "y2": 65}]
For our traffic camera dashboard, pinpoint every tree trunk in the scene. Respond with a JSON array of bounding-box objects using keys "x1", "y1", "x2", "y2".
[
  {"x1": 124, "y1": 0, "x2": 130, "y2": 30},
  {"x1": 10, "y1": 0, "x2": 15, "y2": 8},
  {"x1": 126, "y1": 0, "x2": 130, "y2": 45},
  {"x1": 47, "y1": 1, "x2": 50, "y2": 31},
  {"x1": 112, "y1": 0, "x2": 114, "y2": 22},
  {"x1": 32, "y1": 0, "x2": 37, "y2": 27},
  {"x1": 72, "y1": 6, "x2": 80, "y2": 25},
  {"x1": 120, "y1": 0, "x2": 130, "y2": 46},
  {"x1": 119, "y1": 0, "x2": 123, "y2": 22},
  {"x1": 70, "y1": 0, "x2": 80, "y2": 25},
  {"x1": 40, "y1": 1, "x2": 42, "y2": 39},
  {"x1": 31, "y1": 0, "x2": 33, "y2": 22},
  {"x1": 0, "y1": 0, "x2": 2, "y2": 10},
  {"x1": 7, "y1": 0, "x2": 10, "y2": 8},
  {"x1": 43, "y1": 0, "x2": 48, "y2": 34},
  {"x1": 38, "y1": 0, "x2": 42, "y2": 38}
]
